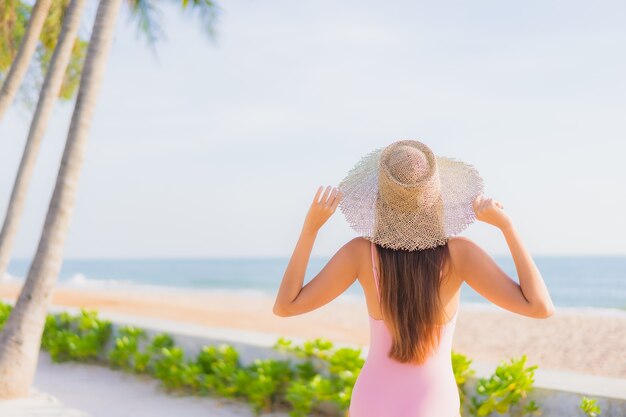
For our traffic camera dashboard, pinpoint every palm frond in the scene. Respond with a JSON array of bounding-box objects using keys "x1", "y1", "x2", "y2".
[
  {"x1": 126, "y1": 0, "x2": 164, "y2": 46},
  {"x1": 177, "y1": 0, "x2": 220, "y2": 42}
]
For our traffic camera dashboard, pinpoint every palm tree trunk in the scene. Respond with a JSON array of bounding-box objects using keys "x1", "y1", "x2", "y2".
[
  {"x1": 0, "y1": 0, "x2": 88, "y2": 284},
  {"x1": 0, "y1": 0, "x2": 54, "y2": 122},
  {"x1": 0, "y1": 0, "x2": 123, "y2": 398}
]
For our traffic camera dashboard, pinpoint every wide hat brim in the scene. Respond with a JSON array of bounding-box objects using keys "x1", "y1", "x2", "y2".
[{"x1": 337, "y1": 142, "x2": 484, "y2": 251}]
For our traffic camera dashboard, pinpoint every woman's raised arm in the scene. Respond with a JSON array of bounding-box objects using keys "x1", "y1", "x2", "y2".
[{"x1": 452, "y1": 196, "x2": 555, "y2": 319}]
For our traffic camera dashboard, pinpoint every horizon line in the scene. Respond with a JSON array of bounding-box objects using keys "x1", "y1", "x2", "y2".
[{"x1": 8, "y1": 253, "x2": 626, "y2": 262}]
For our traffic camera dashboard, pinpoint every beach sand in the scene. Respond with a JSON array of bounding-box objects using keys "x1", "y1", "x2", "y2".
[{"x1": 1, "y1": 283, "x2": 624, "y2": 379}]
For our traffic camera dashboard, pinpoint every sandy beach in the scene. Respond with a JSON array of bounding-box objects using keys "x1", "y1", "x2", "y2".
[{"x1": 1, "y1": 282, "x2": 625, "y2": 379}]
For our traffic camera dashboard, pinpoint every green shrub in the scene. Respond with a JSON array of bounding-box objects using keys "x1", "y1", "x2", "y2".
[
  {"x1": 274, "y1": 336, "x2": 334, "y2": 361},
  {"x1": 580, "y1": 396, "x2": 601, "y2": 417},
  {"x1": 148, "y1": 333, "x2": 176, "y2": 351},
  {"x1": 284, "y1": 377, "x2": 319, "y2": 417},
  {"x1": 274, "y1": 337, "x2": 365, "y2": 415},
  {"x1": 109, "y1": 330, "x2": 180, "y2": 376},
  {"x1": 293, "y1": 359, "x2": 317, "y2": 380},
  {"x1": 326, "y1": 347, "x2": 364, "y2": 410},
  {"x1": 196, "y1": 344, "x2": 241, "y2": 397},
  {"x1": 42, "y1": 309, "x2": 111, "y2": 362},
  {"x1": 469, "y1": 355, "x2": 540, "y2": 417},
  {"x1": 0, "y1": 301, "x2": 12, "y2": 329},
  {"x1": 452, "y1": 350, "x2": 476, "y2": 410},
  {"x1": 235, "y1": 358, "x2": 293, "y2": 413},
  {"x1": 108, "y1": 326, "x2": 148, "y2": 372},
  {"x1": 285, "y1": 374, "x2": 336, "y2": 417},
  {"x1": 152, "y1": 345, "x2": 199, "y2": 391},
  {"x1": 452, "y1": 350, "x2": 476, "y2": 386}
]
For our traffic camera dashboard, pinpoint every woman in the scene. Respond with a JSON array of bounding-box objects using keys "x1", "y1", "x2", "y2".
[{"x1": 273, "y1": 140, "x2": 554, "y2": 417}]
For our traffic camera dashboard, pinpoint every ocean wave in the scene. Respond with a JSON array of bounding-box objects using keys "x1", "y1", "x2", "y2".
[
  {"x1": 2, "y1": 271, "x2": 136, "y2": 290},
  {"x1": 65, "y1": 273, "x2": 135, "y2": 289},
  {"x1": 0, "y1": 270, "x2": 274, "y2": 297},
  {"x1": 59, "y1": 274, "x2": 274, "y2": 297}
]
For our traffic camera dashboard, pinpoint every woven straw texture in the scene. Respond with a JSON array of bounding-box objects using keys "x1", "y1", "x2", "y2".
[{"x1": 338, "y1": 140, "x2": 484, "y2": 251}]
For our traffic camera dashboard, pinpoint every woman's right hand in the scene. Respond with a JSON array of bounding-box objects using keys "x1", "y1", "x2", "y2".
[{"x1": 472, "y1": 194, "x2": 513, "y2": 230}]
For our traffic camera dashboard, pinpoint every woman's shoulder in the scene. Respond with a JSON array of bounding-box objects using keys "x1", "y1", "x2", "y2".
[
  {"x1": 342, "y1": 237, "x2": 375, "y2": 265},
  {"x1": 341, "y1": 238, "x2": 373, "y2": 282},
  {"x1": 448, "y1": 235, "x2": 480, "y2": 255},
  {"x1": 345, "y1": 236, "x2": 372, "y2": 250},
  {"x1": 446, "y1": 236, "x2": 485, "y2": 277}
]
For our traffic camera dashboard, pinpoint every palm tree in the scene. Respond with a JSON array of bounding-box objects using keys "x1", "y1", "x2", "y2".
[
  {"x1": 0, "y1": 0, "x2": 29, "y2": 70},
  {"x1": 0, "y1": 0, "x2": 54, "y2": 121},
  {"x1": 0, "y1": 0, "x2": 217, "y2": 279},
  {"x1": 1, "y1": 0, "x2": 88, "y2": 112},
  {"x1": 0, "y1": 0, "x2": 88, "y2": 284},
  {"x1": 0, "y1": 0, "x2": 220, "y2": 399},
  {"x1": 0, "y1": 0, "x2": 123, "y2": 397}
]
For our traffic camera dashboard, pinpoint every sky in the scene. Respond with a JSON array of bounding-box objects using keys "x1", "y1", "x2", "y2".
[{"x1": 0, "y1": 0, "x2": 625, "y2": 259}]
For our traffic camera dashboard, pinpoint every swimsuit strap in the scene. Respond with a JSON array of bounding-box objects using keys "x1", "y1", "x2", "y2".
[{"x1": 370, "y1": 241, "x2": 381, "y2": 299}]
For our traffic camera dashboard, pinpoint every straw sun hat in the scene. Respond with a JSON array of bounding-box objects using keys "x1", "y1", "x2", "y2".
[{"x1": 337, "y1": 139, "x2": 484, "y2": 251}]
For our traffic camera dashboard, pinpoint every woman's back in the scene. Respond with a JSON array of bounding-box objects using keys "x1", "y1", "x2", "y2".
[
  {"x1": 349, "y1": 241, "x2": 461, "y2": 417},
  {"x1": 274, "y1": 141, "x2": 555, "y2": 415}
]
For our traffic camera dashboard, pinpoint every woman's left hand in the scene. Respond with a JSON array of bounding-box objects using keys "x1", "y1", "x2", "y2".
[{"x1": 302, "y1": 185, "x2": 342, "y2": 234}]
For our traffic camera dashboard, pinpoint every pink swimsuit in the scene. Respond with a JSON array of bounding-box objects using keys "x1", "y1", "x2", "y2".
[{"x1": 349, "y1": 242, "x2": 461, "y2": 417}]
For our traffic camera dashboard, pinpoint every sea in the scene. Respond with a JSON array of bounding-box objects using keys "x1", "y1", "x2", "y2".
[{"x1": 3, "y1": 256, "x2": 626, "y2": 310}]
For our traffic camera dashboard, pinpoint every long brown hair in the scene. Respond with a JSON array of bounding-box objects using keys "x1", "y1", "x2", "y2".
[{"x1": 374, "y1": 241, "x2": 451, "y2": 365}]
